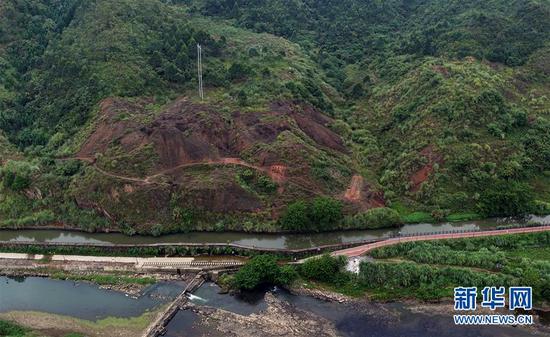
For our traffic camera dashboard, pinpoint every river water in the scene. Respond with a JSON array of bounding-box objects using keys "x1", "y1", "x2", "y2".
[
  {"x1": 0, "y1": 276, "x2": 184, "y2": 320},
  {"x1": 0, "y1": 277, "x2": 545, "y2": 336},
  {"x1": 167, "y1": 283, "x2": 545, "y2": 337},
  {"x1": 0, "y1": 215, "x2": 547, "y2": 249}
]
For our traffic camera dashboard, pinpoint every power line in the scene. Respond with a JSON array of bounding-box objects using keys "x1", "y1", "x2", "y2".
[{"x1": 197, "y1": 44, "x2": 204, "y2": 100}]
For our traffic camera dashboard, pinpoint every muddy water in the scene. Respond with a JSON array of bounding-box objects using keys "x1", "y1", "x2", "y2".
[
  {"x1": 1, "y1": 215, "x2": 547, "y2": 249},
  {"x1": 169, "y1": 283, "x2": 543, "y2": 337},
  {"x1": 0, "y1": 276, "x2": 185, "y2": 320}
]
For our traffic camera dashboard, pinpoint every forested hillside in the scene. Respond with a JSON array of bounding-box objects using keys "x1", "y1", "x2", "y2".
[{"x1": 0, "y1": 0, "x2": 548, "y2": 233}]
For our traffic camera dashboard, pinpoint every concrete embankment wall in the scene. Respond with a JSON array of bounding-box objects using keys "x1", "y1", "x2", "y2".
[{"x1": 0, "y1": 240, "x2": 378, "y2": 259}]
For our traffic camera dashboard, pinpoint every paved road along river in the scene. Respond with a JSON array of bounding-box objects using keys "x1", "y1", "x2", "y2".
[{"x1": 332, "y1": 225, "x2": 550, "y2": 257}]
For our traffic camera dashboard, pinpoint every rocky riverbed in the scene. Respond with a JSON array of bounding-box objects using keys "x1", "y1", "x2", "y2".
[
  {"x1": 182, "y1": 293, "x2": 340, "y2": 337},
  {"x1": 168, "y1": 282, "x2": 550, "y2": 337}
]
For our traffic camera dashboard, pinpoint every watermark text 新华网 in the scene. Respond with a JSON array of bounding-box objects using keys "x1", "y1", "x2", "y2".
[{"x1": 453, "y1": 286, "x2": 534, "y2": 325}]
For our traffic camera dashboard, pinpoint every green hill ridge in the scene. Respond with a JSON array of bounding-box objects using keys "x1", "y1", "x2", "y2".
[{"x1": 0, "y1": 0, "x2": 548, "y2": 233}]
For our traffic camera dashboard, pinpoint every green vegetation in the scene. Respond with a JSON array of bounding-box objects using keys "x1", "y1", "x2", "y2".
[
  {"x1": 342, "y1": 207, "x2": 402, "y2": 229},
  {"x1": 295, "y1": 232, "x2": 550, "y2": 303},
  {"x1": 50, "y1": 271, "x2": 156, "y2": 286},
  {"x1": 296, "y1": 254, "x2": 367, "y2": 298},
  {"x1": 0, "y1": 310, "x2": 157, "y2": 337},
  {"x1": 280, "y1": 197, "x2": 343, "y2": 232},
  {"x1": 0, "y1": 243, "x2": 308, "y2": 258},
  {"x1": 359, "y1": 262, "x2": 516, "y2": 301},
  {"x1": 0, "y1": 320, "x2": 32, "y2": 337},
  {"x1": 299, "y1": 254, "x2": 347, "y2": 283},
  {"x1": 446, "y1": 212, "x2": 481, "y2": 222},
  {"x1": 232, "y1": 255, "x2": 297, "y2": 290},
  {"x1": 365, "y1": 232, "x2": 550, "y2": 302},
  {"x1": 0, "y1": 0, "x2": 548, "y2": 233},
  {"x1": 0, "y1": 320, "x2": 80, "y2": 337},
  {"x1": 401, "y1": 212, "x2": 434, "y2": 224}
]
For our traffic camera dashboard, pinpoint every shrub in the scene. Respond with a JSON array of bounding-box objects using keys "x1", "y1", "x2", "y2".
[
  {"x1": 277, "y1": 265, "x2": 299, "y2": 285},
  {"x1": 533, "y1": 200, "x2": 550, "y2": 216},
  {"x1": 280, "y1": 197, "x2": 342, "y2": 232},
  {"x1": 299, "y1": 254, "x2": 346, "y2": 283},
  {"x1": 344, "y1": 207, "x2": 402, "y2": 229},
  {"x1": 232, "y1": 255, "x2": 296, "y2": 290},
  {"x1": 401, "y1": 211, "x2": 434, "y2": 223},
  {"x1": 280, "y1": 200, "x2": 311, "y2": 231},
  {"x1": 0, "y1": 160, "x2": 38, "y2": 191},
  {"x1": 0, "y1": 320, "x2": 27, "y2": 336},
  {"x1": 477, "y1": 181, "x2": 534, "y2": 217},
  {"x1": 227, "y1": 62, "x2": 253, "y2": 81},
  {"x1": 310, "y1": 197, "x2": 343, "y2": 231},
  {"x1": 150, "y1": 224, "x2": 164, "y2": 237}
]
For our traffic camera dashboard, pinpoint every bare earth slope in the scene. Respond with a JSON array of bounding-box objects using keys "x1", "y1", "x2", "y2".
[{"x1": 70, "y1": 97, "x2": 384, "y2": 231}]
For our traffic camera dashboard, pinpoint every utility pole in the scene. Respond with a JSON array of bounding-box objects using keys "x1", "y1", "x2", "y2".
[{"x1": 197, "y1": 44, "x2": 204, "y2": 100}]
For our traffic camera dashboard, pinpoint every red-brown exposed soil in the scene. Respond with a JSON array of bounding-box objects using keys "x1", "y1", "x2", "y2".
[
  {"x1": 344, "y1": 175, "x2": 363, "y2": 201},
  {"x1": 268, "y1": 164, "x2": 287, "y2": 183},
  {"x1": 343, "y1": 175, "x2": 385, "y2": 211},
  {"x1": 73, "y1": 97, "x2": 378, "y2": 220},
  {"x1": 410, "y1": 145, "x2": 444, "y2": 192},
  {"x1": 271, "y1": 101, "x2": 348, "y2": 153},
  {"x1": 79, "y1": 98, "x2": 346, "y2": 169}
]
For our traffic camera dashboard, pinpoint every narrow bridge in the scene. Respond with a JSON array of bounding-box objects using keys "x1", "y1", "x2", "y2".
[
  {"x1": 331, "y1": 225, "x2": 550, "y2": 257},
  {"x1": 143, "y1": 272, "x2": 206, "y2": 337}
]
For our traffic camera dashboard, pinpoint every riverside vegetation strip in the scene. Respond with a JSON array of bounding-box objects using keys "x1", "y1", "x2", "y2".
[
  {"x1": 227, "y1": 232, "x2": 550, "y2": 304},
  {"x1": 0, "y1": 318, "x2": 85, "y2": 337},
  {"x1": 0, "y1": 310, "x2": 159, "y2": 337},
  {"x1": 0, "y1": 0, "x2": 549, "y2": 234}
]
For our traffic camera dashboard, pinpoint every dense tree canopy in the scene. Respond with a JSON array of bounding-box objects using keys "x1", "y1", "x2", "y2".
[{"x1": 0, "y1": 0, "x2": 548, "y2": 232}]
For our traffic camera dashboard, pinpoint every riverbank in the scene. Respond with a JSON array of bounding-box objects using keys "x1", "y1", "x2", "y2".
[
  {"x1": 288, "y1": 284, "x2": 550, "y2": 335},
  {"x1": 2, "y1": 214, "x2": 548, "y2": 240},
  {"x1": 174, "y1": 280, "x2": 550, "y2": 337},
  {"x1": 2, "y1": 274, "x2": 548, "y2": 337},
  {"x1": 0, "y1": 310, "x2": 160, "y2": 337},
  {"x1": 0, "y1": 268, "x2": 164, "y2": 295},
  {"x1": 0, "y1": 211, "x2": 489, "y2": 234},
  {"x1": 2, "y1": 223, "x2": 548, "y2": 261}
]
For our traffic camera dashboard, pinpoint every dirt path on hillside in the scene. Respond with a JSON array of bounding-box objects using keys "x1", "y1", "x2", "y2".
[
  {"x1": 63, "y1": 156, "x2": 271, "y2": 184},
  {"x1": 61, "y1": 156, "x2": 316, "y2": 193}
]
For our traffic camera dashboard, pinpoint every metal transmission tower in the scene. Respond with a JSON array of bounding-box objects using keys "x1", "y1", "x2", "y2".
[{"x1": 197, "y1": 44, "x2": 204, "y2": 100}]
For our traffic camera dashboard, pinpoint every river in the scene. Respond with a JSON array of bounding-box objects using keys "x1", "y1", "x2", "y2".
[
  {"x1": 168, "y1": 283, "x2": 544, "y2": 337},
  {"x1": 0, "y1": 276, "x2": 184, "y2": 320},
  {"x1": 0, "y1": 215, "x2": 548, "y2": 249},
  {"x1": 0, "y1": 277, "x2": 545, "y2": 337}
]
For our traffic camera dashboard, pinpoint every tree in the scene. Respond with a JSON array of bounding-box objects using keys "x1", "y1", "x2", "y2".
[
  {"x1": 477, "y1": 180, "x2": 534, "y2": 217},
  {"x1": 232, "y1": 255, "x2": 296, "y2": 290},
  {"x1": 227, "y1": 62, "x2": 252, "y2": 81},
  {"x1": 345, "y1": 207, "x2": 402, "y2": 229},
  {"x1": 280, "y1": 200, "x2": 311, "y2": 231},
  {"x1": 299, "y1": 254, "x2": 346, "y2": 283},
  {"x1": 1, "y1": 160, "x2": 38, "y2": 191},
  {"x1": 310, "y1": 197, "x2": 343, "y2": 230}
]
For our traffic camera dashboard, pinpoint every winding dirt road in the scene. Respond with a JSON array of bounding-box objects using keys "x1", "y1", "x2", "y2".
[
  {"x1": 331, "y1": 225, "x2": 550, "y2": 257},
  {"x1": 64, "y1": 156, "x2": 327, "y2": 194}
]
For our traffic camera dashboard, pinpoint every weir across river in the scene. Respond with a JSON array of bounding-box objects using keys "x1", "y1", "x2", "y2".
[{"x1": 143, "y1": 272, "x2": 206, "y2": 337}]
